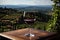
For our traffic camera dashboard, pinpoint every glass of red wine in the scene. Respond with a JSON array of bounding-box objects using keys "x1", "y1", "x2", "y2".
[{"x1": 23, "y1": 11, "x2": 36, "y2": 39}]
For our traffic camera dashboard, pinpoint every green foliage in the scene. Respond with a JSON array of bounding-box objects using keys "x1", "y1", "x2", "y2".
[
  {"x1": 0, "y1": 6, "x2": 52, "y2": 32},
  {"x1": 33, "y1": 21, "x2": 47, "y2": 30},
  {"x1": 46, "y1": 0, "x2": 60, "y2": 32},
  {"x1": 46, "y1": 12, "x2": 58, "y2": 32}
]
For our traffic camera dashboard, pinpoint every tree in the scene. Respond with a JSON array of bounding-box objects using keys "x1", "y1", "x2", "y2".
[{"x1": 46, "y1": 0, "x2": 60, "y2": 32}]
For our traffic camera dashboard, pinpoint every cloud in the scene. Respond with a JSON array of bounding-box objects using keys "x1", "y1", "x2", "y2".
[
  {"x1": 0, "y1": 0, "x2": 53, "y2": 5},
  {"x1": 35, "y1": 0, "x2": 53, "y2": 5},
  {"x1": 0, "y1": 0, "x2": 3, "y2": 5}
]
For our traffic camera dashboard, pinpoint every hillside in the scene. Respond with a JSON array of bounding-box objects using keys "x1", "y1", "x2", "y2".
[{"x1": 0, "y1": 6, "x2": 52, "y2": 32}]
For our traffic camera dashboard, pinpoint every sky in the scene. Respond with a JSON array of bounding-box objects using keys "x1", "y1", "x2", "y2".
[{"x1": 0, "y1": 0, "x2": 53, "y2": 5}]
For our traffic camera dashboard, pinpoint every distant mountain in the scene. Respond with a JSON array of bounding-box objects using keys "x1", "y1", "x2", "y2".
[
  {"x1": 0, "y1": 5, "x2": 52, "y2": 8},
  {"x1": 0, "y1": 5, "x2": 30, "y2": 8},
  {"x1": 0, "y1": 5, "x2": 53, "y2": 11},
  {"x1": 17, "y1": 5, "x2": 52, "y2": 11}
]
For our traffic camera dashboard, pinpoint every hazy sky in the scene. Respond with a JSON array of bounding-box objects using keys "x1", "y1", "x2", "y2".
[{"x1": 0, "y1": 0, "x2": 53, "y2": 5}]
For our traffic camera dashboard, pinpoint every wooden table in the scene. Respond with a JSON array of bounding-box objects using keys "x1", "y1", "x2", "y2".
[{"x1": 0, "y1": 28, "x2": 56, "y2": 40}]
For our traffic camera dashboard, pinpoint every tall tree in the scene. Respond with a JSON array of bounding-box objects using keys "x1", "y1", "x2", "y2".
[{"x1": 46, "y1": 0, "x2": 60, "y2": 32}]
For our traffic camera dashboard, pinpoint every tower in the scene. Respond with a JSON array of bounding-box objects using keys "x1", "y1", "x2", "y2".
[{"x1": 23, "y1": 11, "x2": 26, "y2": 17}]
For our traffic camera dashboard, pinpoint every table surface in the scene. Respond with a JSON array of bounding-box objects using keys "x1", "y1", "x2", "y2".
[{"x1": 0, "y1": 28, "x2": 56, "y2": 40}]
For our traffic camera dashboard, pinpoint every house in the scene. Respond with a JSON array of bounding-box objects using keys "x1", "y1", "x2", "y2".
[{"x1": 1, "y1": 19, "x2": 10, "y2": 22}]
